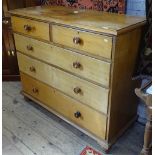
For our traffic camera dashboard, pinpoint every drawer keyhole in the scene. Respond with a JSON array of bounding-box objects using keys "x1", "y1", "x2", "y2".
[
  {"x1": 74, "y1": 111, "x2": 81, "y2": 118},
  {"x1": 32, "y1": 88, "x2": 39, "y2": 94},
  {"x1": 27, "y1": 45, "x2": 33, "y2": 51},
  {"x1": 29, "y1": 66, "x2": 36, "y2": 72}
]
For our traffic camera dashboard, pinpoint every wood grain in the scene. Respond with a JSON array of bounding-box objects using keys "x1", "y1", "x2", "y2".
[
  {"x1": 11, "y1": 16, "x2": 49, "y2": 40},
  {"x1": 10, "y1": 5, "x2": 146, "y2": 149},
  {"x1": 106, "y1": 28, "x2": 142, "y2": 141},
  {"x1": 3, "y1": 108, "x2": 65, "y2": 155},
  {"x1": 9, "y1": 6, "x2": 146, "y2": 35},
  {"x1": 14, "y1": 33, "x2": 111, "y2": 87},
  {"x1": 2, "y1": 83, "x2": 92, "y2": 154},
  {"x1": 52, "y1": 25, "x2": 112, "y2": 59},
  {"x1": 17, "y1": 52, "x2": 109, "y2": 114},
  {"x1": 20, "y1": 72, "x2": 107, "y2": 140},
  {"x1": 3, "y1": 127, "x2": 35, "y2": 155}
]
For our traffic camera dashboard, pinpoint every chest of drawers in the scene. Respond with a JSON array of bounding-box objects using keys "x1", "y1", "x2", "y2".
[{"x1": 10, "y1": 6, "x2": 146, "y2": 150}]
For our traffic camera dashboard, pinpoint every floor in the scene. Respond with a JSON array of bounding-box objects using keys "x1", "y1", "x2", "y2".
[{"x1": 2, "y1": 82, "x2": 145, "y2": 155}]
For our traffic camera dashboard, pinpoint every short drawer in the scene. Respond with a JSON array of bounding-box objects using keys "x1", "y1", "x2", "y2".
[
  {"x1": 21, "y1": 72, "x2": 107, "y2": 140},
  {"x1": 14, "y1": 34, "x2": 111, "y2": 87},
  {"x1": 11, "y1": 16, "x2": 49, "y2": 40},
  {"x1": 17, "y1": 52, "x2": 109, "y2": 114},
  {"x1": 52, "y1": 25, "x2": 113, "y2": 59}
]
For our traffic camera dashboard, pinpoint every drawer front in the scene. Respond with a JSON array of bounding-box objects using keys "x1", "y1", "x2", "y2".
[
  {"x1": 52, "y1": 25, "x2": 113, "y2": 59},
  {"x1": 14, "y1": 34, "x2": 111, "y2": 87},
  {"x1": 17, "y1": 52, "x2": 109, "y2": 114},
  {"x1": 21, "y1": 72, "x2": 107, "y2": 140},
  {"x1": 11, "y1": 16, "x2": 49, "y2": 40}
]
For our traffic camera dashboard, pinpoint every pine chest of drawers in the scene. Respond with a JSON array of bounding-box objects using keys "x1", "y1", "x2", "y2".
[{"x1": 10, "y1": 6, "x2": 146, "y2": 149}]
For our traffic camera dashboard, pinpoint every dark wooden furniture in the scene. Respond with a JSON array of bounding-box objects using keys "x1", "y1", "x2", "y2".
[
  {"x1": 135, "y1": 81, "x2": 152, "y2": 155},
  {"x1": 2, "y1": 15, "x2": 19, "y2": 81},
  {"x1": 2, "y1": 0, "x2": 39, "y2": 81}
]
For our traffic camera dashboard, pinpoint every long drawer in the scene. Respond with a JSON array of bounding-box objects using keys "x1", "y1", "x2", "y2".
[
  {"x1": 17, "y1": 52, "x2": 109, "y2": 114},
  {"x1": 52, "y1": 25, "x2": 113, "y2": 59},
  {"x1": 14, "y1": 34, "x2": 111, "y2": 87},
  {"x1": 11, "y1": 16, "x2": 49, "y2": 41},
  {"x1": 21, "y1": 72, "x2": 107, "y2": 140}
]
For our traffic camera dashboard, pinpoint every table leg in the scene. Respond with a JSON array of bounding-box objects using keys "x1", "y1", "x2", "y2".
[{"x1": 140, "y1": 108, "x2": 152, "y2": 155}]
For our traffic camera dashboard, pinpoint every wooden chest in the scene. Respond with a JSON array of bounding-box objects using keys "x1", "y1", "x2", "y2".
[{"x1": 10, "y1": 6, "x2": 146, "y2": 149}]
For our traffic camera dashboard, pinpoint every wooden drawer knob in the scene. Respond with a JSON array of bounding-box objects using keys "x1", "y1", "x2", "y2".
[
  {"x1": 27, "y1": 45, "x2": 33, "y2": 51},
  {"x1": 29, "y1": 66, "x2": 36, "y2": 72},
  {"x1": 32, "y1": 88, "x2": 39, "y2": 94},
  {"x1": 73, "y1": 37, "x2": 81, "y2": 44},
  {"x1": 24, "y1": 25, "x2": 32, "y2": 31},
  {"x1": 73, "y1": 62, "x2": 81, "y2": 69},
  {"x1": 73, "y1": 87, "x2": 81, "y2": 94},
  {"x1": 74, "y1": 111, "x2": 81, "y2": 118}
]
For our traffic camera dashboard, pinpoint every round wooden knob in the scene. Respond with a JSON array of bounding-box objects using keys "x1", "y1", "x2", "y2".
[
  {"x1": 73, "y1": 62, "x2": 81, "y2": 69},
  {"x1": 74, "y1": 111, "x2": 81, "y2": 118},
  {"x1": 29, "y1": 66, "x2": 36, "y2": 72},
  {"x1": 27, "y1": 45, "x2": 33, "y2": 51},
  {"x1": 32, "y1": 88, "x2": 38, "y2": 94},
  {"x1": 73, "y1": 37, "x2": 81, "y2": 44},
  {"x1": 24, "y1": 25, "x2": 32, "y2": 31},
  {"x1": 73, "y1": 87, "x2": 81, "y2": 94}
]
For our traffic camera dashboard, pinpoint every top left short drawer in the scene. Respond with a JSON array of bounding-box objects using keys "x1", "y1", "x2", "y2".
[{"x1": 11, "y1": 16, "x2": 49, "y2": 41}]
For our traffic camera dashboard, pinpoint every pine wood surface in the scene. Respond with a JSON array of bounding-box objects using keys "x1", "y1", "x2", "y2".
[
  {"x1": 52, "y1": 25, "x2": 112, "y2": 59},
  {"x1": 20, "y1": 72, "x2": 107, "y2": 140},
  {"x1": 107, "y1": 28, "x2": 142, "y2": 141},
  {"x1": 11, "y1": 16, "x2": 49, "y2": 40},
  {"x1": 9, "y1": 5, "x2": 146, "y2": 149},
  {"x1": 17, "y1": 52, "x2": 109, "y2": 114},
  {"x1": 14, "y1": 33, "x2": 111, "y2": 87},
  {"x1": 9, "y1": 6, "x2": 146, "y2": 35}
]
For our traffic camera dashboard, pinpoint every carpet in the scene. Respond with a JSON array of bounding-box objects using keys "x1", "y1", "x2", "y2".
[{"x1": 80, "y1": 146, "x2": 103, "y2": 155}]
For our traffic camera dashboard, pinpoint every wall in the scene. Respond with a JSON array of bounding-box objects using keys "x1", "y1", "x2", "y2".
[{"x1": 126, "y1": 0, "x2": 146, "y2": 16}]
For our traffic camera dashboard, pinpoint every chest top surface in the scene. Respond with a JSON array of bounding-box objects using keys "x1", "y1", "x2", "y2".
[{"x1": 9, "y1": 6, "x2": 146, "y2": 35}]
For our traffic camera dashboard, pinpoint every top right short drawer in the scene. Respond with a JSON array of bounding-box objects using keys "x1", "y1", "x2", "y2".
[{"x1": 51, "y1": 25, "x2": 113, "y2": 59}]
